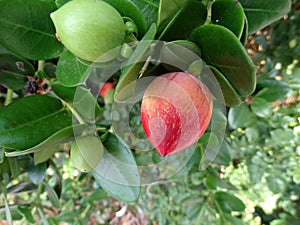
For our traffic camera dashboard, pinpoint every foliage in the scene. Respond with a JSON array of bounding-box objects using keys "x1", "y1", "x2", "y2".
[{"x1": 0, "y1": 0, "x2": 296, "y2": 224}]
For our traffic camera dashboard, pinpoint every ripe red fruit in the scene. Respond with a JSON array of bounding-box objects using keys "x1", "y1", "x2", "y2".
[
  {"x1": 99, "y1": 82, "x2": 115, "y2": 98},
  {"x1": 141, "y1": 72, "x2": 212, "y2": 156}
]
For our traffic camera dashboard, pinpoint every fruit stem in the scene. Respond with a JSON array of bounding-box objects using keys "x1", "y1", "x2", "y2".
[
  {"x1": 63, "y1": 101, "x2": 86, "y2": 125},
  {"x1": 35, "y1": 60, "x2": 45, "y2": 78},
  {"x1": 204, "y1": 0, "x2": 214, "y2": 24},
  {"x1": 4, "y1": 89, "x2": 13, "y2": 106}
]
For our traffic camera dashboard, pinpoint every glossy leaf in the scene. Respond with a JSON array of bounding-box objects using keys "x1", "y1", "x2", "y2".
[
  {"x1": 130, "y1": 0, "x2": 159, "y2": 28},
  {"x1": 51, "y1": 82, "x2": 77, "y2": 102},
  {"x1": 189, "y1": 24, "x2": 257, "y2": 97},
  {"x1": 157, "y1": 0, "x2": 189, "y2": 34},
  {"x1": 0, "y1": 0, "x2": 64, "y2": 60},
  {"x1": 206, "y1": 66, "x2": 242, "y2": 107},
  {"x1": 92, "y1": 133, "x2": 140, "y2": 203},
  {"x1": 250, "y1": 97, "x2": 273, "y2": 118},
  {"x1": 0, "y1": 95, "x2": 72, "y2": 150},
  {"x1": 212, "y1": 0, "x2": 245, "y2": 38},
  {"x1": 256, "y1": 79, "x2": 289, "y2": 101},
  {"x1": 43, "y1": 63, "x2": 57, "y2": 79},
  {"x1": 160, "y1": 40, "x2": 202, "y2": 72},
  {"x1": 239, "y1": 0, "x2": 292, "y2": 34},
  {"x1": 56, "y1": 51, "x2": 89, "y2": 87},
  {"x1": 158, "y1": 0, "x2": 207, "y2": 41},
  {"x1": 240, "y1": 16, "x2": 249, "y2": 45},
  {"x1": 214, "y1": 191, "x2": 246, "y2": 213},
  {"x1": 115, "y1": 23, "x2": 156, "y2": 100},
  {"x1": 103, "y1": 0, "x2": 147, "y2": 38},
  {"x1": 27, "y1": 161, "x2": 47, "y2": 185},
  {"x1": 5, "y1": 124, "x2": 88, "y2": 157},
  {"x1": 228, "y1": 103, "x2": 257, "y2": 129},
  {"x1": 0, "y1": 54, "x2": 35, "y2": 90}
]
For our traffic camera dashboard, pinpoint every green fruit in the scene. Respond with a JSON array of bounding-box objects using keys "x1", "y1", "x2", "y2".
[
  {"x1": 50, "y1": 0, "x2": 126, "y2": 62},
  {"x1": 70, "y1": 135, "x2": 104, "y2": 172}
]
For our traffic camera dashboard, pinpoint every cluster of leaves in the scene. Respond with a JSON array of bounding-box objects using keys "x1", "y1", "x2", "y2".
[{"x1": 0, "y1": 0, "x2": 294, "y2": 224}]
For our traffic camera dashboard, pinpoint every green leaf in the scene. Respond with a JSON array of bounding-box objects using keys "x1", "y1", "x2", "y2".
[
  {"x1": 206, "y1": 173, "x2": 218, "y2": 190},
  {"x1": 256, "y1": 80, "x2": 289, "y2": 102},
  {"x1": 3, "y1": 194, "x2": 13, "y2": 224},
  {"x1": 250, "y1": 97, "x2": 273, "y2": 118},
  {"x1": 206, "y1": 66, "x2": 242, "y2": 107},
  {"x1": 223, "y1": 214, "x2": 246, "y2": 225},
  {"x1": 115, "y1": 23, "x2": 156, "y2": 101},
  {"x1": 34, "y1": 147, "x2": 58, "y2": 165},
  {"x1": 266, "y1": 129, "x2": 295, "y2": 147},
  {"x1": 53, "y1": 83, "x2": 103, "y2": 122},
  {"x1": 5, "y1": 124, "x2": 87, "y2": 158},
  {"x1": 213, "y1": 141, "x2": 232, "y2": 166},
  {"x1": 214, "y1": 191, "x2": 245, "y2": 213},
  {"x1": 56, "y1": 51, "x2": 90, "y2": 87},
  {"x1": 0, "y1": 0, "x2": 64, "y2": 60},
  {"x1": 160, "y1": 40, "x2": 202, "y2": 72},
  {"x1": 158, "y1": 0, "x2": 207, "y2": 41},
  {"x1": 211, "y1": 0, "x2": 245, "y2": 39},
  {"x1": 27, "y1": 161, "x2": 47, "y2": 185},
  {"x1": 228, "y1": 103, "x2": 257, "y2": 129},
  {"x1": 92, "y1": 133, "x2": 140, "y2": 203},
  {"x1": 7, "y1": 157, "x2": 20, "y2": 179},
  {"x1": 240, "y1": 16, "x2": 249, "y2": 45},
  {"x1": 73, "y1": 87, "x2": 103, "y2": 123},
  {"x1": 266, "y1": 175, "x2": 286, "y2": 194},
  {"x1": 130, "y1": 0, "x2": 159, "y2": 28},
  {"x1": 43, "y1": 182, "x2": 61, "y2": 209},
  {"x1": 247, "y1": 162, "x2": 264, "y2": 184},
  {"x1": 51, "y1": 82, "x2": 77, "y2": 102},
  {"x1": 239, "y1": 0, "x2": 292, "y2": 34},
  {"x1": 55, "y1": 0, "x2": 71, "y2": 8},
  {"x1": 0, "y1": 95, "x2": 72, "y2": 150},
  {"x1": 158, "y1": 0, "x2": 189, "y2": 30},
  {"x1": 17, "y1": 205, "x2": 35, "y2": 224},
  {"x1": 103, "y1": 0, "x2": 147, "y2": 38},
  {"x1": 0, "y1": 54, "x2": 35, "y2": 90},
  {"x1": 43, "y1": 63, "x2": 57, "y2": 79},
  {"x1": 6, "y1": 182, "x2": 37, "y2": 195},
  {"x1": 189, "y1": 24, "x2": 257, "y2": 97}
]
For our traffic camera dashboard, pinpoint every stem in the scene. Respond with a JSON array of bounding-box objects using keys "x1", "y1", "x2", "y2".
[
  {"x1": 38, "y1": 60, "x2": 45, "y2": 71},
  {"x1": 204, "y1": 0, "x2": 214, "y2": 24},
  {"x1": 35, "y1": 60, "x2": 45, "y2": 78},
  {"x1": 63, "y1": 101, "x2": 86, "y2": 125},
  {"x1": 195, "y1": 197, "x2": 210, "y2": 225},
  {"x1": 35, "y1": 183, "x2": 43, "y2": 208},
  {"x1": 4, "y1": 89, "x2": 13, "y2": 106}
]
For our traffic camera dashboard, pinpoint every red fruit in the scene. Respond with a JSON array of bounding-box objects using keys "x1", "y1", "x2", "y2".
[
  {"x1": 99, "y1": 82, "x2": 115, "y2": 97},
  {"x1": 141, "y1": 72, "x2": 212, "y2": 156}
]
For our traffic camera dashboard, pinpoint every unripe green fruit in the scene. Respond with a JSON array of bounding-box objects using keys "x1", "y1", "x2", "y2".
[
  {"x1": 50, "y1": 0, "x2": 126, "y2": 62},
  {"x1": 70, "y1": 135, "x2": 104, "y2": 172}
]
